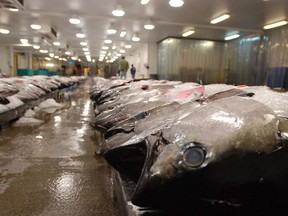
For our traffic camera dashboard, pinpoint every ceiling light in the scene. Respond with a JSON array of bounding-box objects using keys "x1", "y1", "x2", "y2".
[
  {"x1": 107, "y1": 26, "x2": 117, "y2": 35},
  {"x1": 39, "y1": 50, "x2": 48, "y2": 53},
  {"x1": 0, "y1": 28, "x2": 10, "y2": 34},
  {"x1": 132, "y1": 32, "x2": 140, "y2": 42},
  {"x1": 80, "y1": 42, "x2": 87, "y2": 46},
  {"x1": 84, "y1": 52, "x2": 90, "y2": 55},
  {"x1": 144, "y1": 21, "x2": 155, "y2": 30},
  {"x1": 210, "y1": 14, "x2": 230, "y2": 24},
  {"x1": 169, "y1": 0, "x2": 184, "y2": 7},
  {"x1": 33, "y1": 45, "x2": 40, "y2": 49},
  {"x1": 82, "y1": 47, "x2": 89, "y2": 51},
  {"x1": 104, "y1": 39, "x2": 112, "y2": 44},
  {"x1": 120, "y1": 49, "x2": 126, "y2": 53},
  {"x1": 54, "y1": 55, "x2": 59, "y2": 59},
  {"x1": 263, "y1": 20, "x2": 288, "y2": 30},
  {"x1": 102, "y1": 46, "x2": 109, "y2": 50},
  {"x1": 65, "y1": 51, "x2": 71, "y2": 55},
  {"x1": 120, "y1": 30, "x2": 126, "y2": 37},
  {"x1": 45, "y1": 57, "x2": 51, "y2": 61},
  {"x1": 112, "y1": 5, "x2": 125, "y2": 17},
  {"x1": 30, "y1": 24, "x2": 41, "y2": 30},
  {"x1": 49, "y1": 53, "x2": 54, "y2": 57},
  {"x1": 100, "y1": 51, "x2": 107, "y2": 54},
  {"x1": 225, "y1": 34, "x2": 240, "y2": 41},
  {"x1": 53, "y1": 41, "x2": 61, "y2": 46},
  {"x1": 20, "y1": 39, "x2": 29, "y2": 44},
  {"x1": 71, "y1": 56, "x2": 77, "y2": 60},
  {"x1": 76, "y1": 33, "x2": 85, "y2": 38},
  {"x1": 125, "y1": 44, "x2": 132, "y2": 49},
  {"x1": 112, "y1": 45, "x2": 117, "y2": 49},
  {"x1": 141, "y1": 0, "x2": 150, "y2": 5},
  {"x1": 8, "y1": 7, "x2": 19, "y2": 12},
  {"x1": 69, "y1": 18, "x2": 81, "y2": 25},
  {"x1": 182, "y1": 29, "x2": 195, "y2": 37}
]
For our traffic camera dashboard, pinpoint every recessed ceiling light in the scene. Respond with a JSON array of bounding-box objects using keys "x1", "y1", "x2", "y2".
[
  {"x1": 82, "y1": 47, "x2": 89, "y2": 51},
  {"x1": 49, "y1": 53, "x2": 55, "y2": 57},
  {"x1": 69, "y1": 18, "x2": 81, "y2": 25},
  {"x1": 104, "y1": 39, "x2": 112, "y2": 44},
  {"x1": 125, "y1": 44, "x2": 132, "y2": 49},
  {"x1": 224, "y1": 34, "x2": 240, "y2": 41},
  {"x1": 65, "y1": 51, "x2": 71, "y2": 55},
  {"x1": 169, "y1": 0, "x2": 184, "y2": 7},
  {"x1": 102, "y1": 46, "x2": 109, "y2": 50},
  {"x1": 33, "y1": 45, "x2": 40, "y2": 49},
  {"x1": 141, "y1": 0, "x2": 150, "y2": 5},
  {"x1": 107, "y1": 27, "x2": 117, "y2": 34},
  {"x1": 76, "y1": 33, "x2": 85, "y2": 38},
  {"x1": 20, "y1": 39, "x2": 29, "y2": 44},
  {"x1": 112, "y1": 45, "x2": 117, "y2": 49},
  {"x1": 53, "y1": 41, "x2": 61, "y2": 46},
  {"x1": 132, "y1": 33, "x2": 140, "y2": 42},
  {"x1": 112, "y1": 5, "x2": 125, "y2": 17},
  {"x1": 210, "y1": 14, "x2": 230, "y2": 24},
  {"x1": 0, "y1": 28, "x2": 10, "y2": 34},
  {"x1": 182, "y1": 29, "x2": 195, "y2": 37},
  {"x1": 144, "y1": 21, "x2": 155, "y2": 30},
  {"x1": 80, "y1": 42, "x2": 87, "y2": 46},
  {"x1": 263, "y1": 20, "x2": 288, "y2": 30},
  {"x1": 30, "y1": 24, "x2": 41, "y2": 30},
  {"x1": 40, "y1": 50, "x2": 48, "y2": 53}
]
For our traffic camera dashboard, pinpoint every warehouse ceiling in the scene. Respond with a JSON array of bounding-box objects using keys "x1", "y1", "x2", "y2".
[{"x1": 0, "y1": 0, "x2": 288, "y2": 62}]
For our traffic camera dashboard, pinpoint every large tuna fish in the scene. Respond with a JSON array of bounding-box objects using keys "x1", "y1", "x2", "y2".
[{"x1": 100, "y1": 93, "x2": 288, "y2": 209}]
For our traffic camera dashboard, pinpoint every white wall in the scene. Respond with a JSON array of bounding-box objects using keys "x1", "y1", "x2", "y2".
[
  {"x1": 126, "y1": 44, "x2": 148, "y2": 79},
  {"x1": 125, "y1": 42, "x2": 158, "y2": 79},
  {"x1": 0, "y1": 46, "x2": 13, "y2": 76}
]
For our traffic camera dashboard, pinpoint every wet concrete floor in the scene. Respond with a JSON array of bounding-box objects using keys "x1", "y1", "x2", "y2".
[{"x1": 0, "y1": 81, "x2": 120, "y2": 216}]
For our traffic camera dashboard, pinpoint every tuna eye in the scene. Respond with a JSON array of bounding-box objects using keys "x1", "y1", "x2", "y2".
[{"x1": 183, "y1": 147, "x2": 205, "y2": 168}]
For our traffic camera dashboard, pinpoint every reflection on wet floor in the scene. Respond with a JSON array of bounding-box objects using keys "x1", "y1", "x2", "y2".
[{"x1": 0, "y1": 82, "x2": 119, "y2": 216}]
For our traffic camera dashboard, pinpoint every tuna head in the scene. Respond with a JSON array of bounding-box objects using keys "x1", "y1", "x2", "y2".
[{"x1": 132, "y1": 96, "x2": 288, "y2": 208}]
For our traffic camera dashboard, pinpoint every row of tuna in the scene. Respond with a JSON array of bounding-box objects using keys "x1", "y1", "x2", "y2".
[
  {"x1": 90, "y1": 77, "x2": 288, "y2": 211},
  {"x1": 0, "y1": 75, "x2": 86, "y2": 113}
]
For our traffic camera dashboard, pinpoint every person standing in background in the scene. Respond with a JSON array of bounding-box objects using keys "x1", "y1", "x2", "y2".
[
  {"x1": 130, "y1": 64, "x2": 136, "y2": 79},
  {"x1": 119, "y1": 56, "x2": 129, "y2": 79}
]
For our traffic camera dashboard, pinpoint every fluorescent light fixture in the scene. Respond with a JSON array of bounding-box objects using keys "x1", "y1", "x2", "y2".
[
  {"x1": 53, "y1": 41, "x2": 61, "y2": 46},
  {"x1": 182, "y1": 29, "x2": 195, "y2": 37},
  {"x1": 141, "y1": 0, "x2": 150, "y2": 5},
  {"x1": 33, "y1": 45, "x2": 40, "y2": 49},
  {"x1": 0, "y1": 28, "x2": 10, "y2": 34},
  {"x1": 76, "y1": 33, "x2": 85, "y2": 38},
  {"x1": 102, "y1": 46, "x2": 109, "y2": 50},
  {"x1": 125, "y1": 44, "x2": 132, "y2": 49},
  {"x1": 100, "y1": 51, "x2": 107, "y2": 54},
  {"x1": 45, "y1": 57, "x2": 51, "y2": 61},
  {"x1": 39, "y1": 50, "x2": 48, "y2": 53},
  {"x1": 120, "y1": 49, "x2": 126, "y2": 53},
  {"x1": 210, "y1": 14, "x2": 230, "y2": 24},
  {"x1": 8, "y1": 7, "x2": 19, "y2": 12},
  {"x1": 120, "y1": 30, "x2": 126, "y2": 37},
  {"x1": 20, "y1": 39, "x2": 29, "y2": 44},
  {"x1": 144, "y1": 21, "x2": 155, "y2": 30},
  {"x1": 71, "y1": 56, "x2": 77, "y2": 60},
  {"x1": 112, "y1": 5, "x2": 125, "y2": 17},
  {"x1": 69, "y1": 18, "x2": 81, "y2": 25},
  {"x1": 65, "y1": 51, "x2": 71, "y2": 55},
  {"x1": 169, "y1": 0, "x2": 184, "y2": 7},
  {"x1": 54, "y1": 56, "x2": 59, "y2": 59},
  {"x1": 30, "y1": 24, "x2": 41, "y2": 30},
  {"x1": 80, "y1": 42, "x2": 87, "y2": 46},
  {"x1": 84, "y1": 52, "x2": 90, "y2": 55},
  {"x1": 82, "y1": 47, "x2": 89, "y2": 51},
  {"x1": 132, "y1": 33, "x2": 140, "y2": 42},
  {"x1": 112, "y1": 45, "x2": 117, "y2": 49},
  {"x1": 104, "y1": 39, "x2": 112, "y2": 44},
  {"x1": 263, "y1": 20, "x2": 288, "y2": 30},
  {"x1": 225, "y1": 34, "x2": 240, "y2": 41},
  {"x1": 49, "y1": 53, "x2": 54, "y2": 57},
  {"x1": 92, "y1": 59, "x2": 96, "y2": 63}
]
